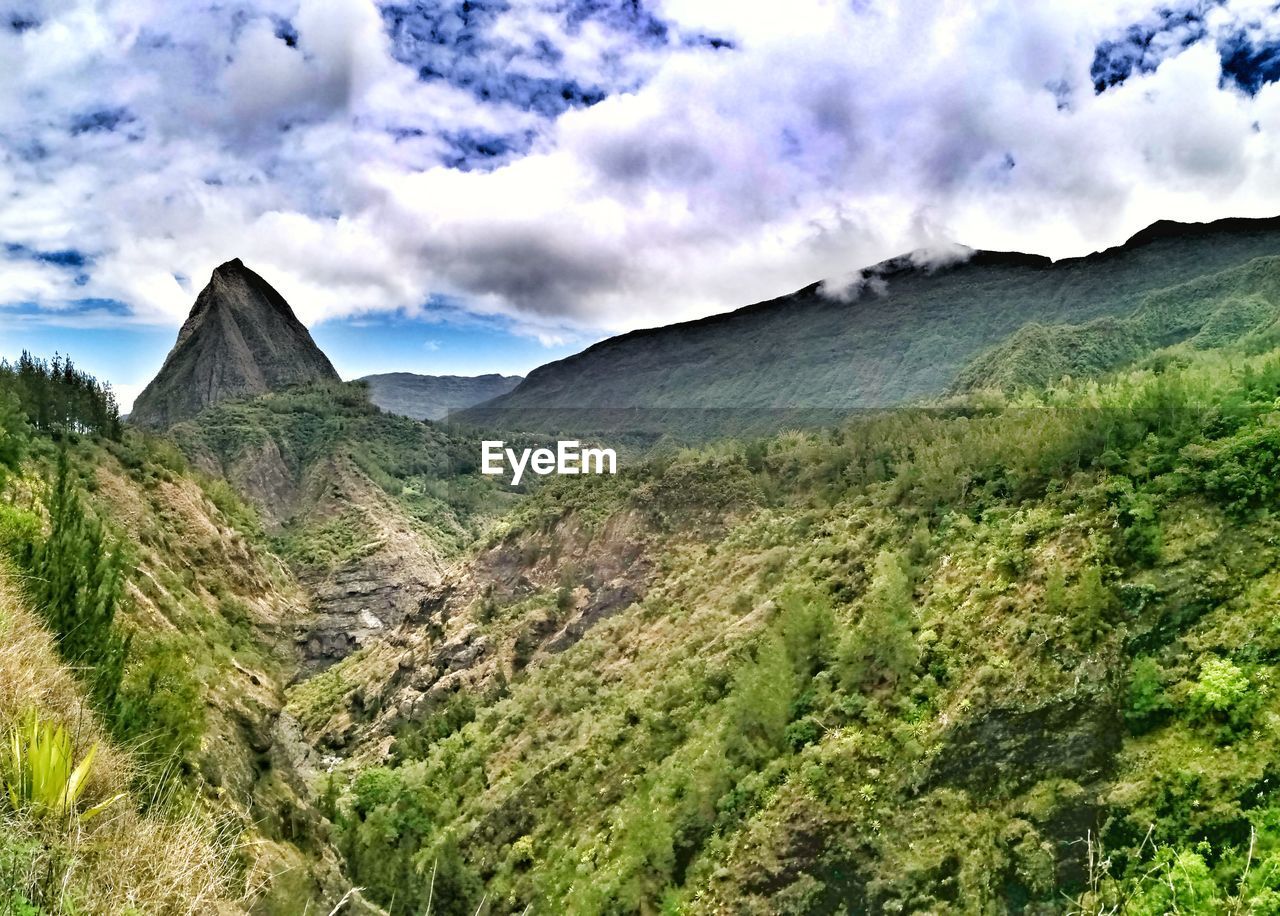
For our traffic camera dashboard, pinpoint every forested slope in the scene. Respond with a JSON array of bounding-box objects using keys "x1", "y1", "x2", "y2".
[{"x1": 320, "y1": 335, "x2": 1280, "y2": 913}]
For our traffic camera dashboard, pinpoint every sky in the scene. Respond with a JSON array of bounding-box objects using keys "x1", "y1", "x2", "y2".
[{"x1": 6, "y1": 0, "x2": 1280, "y2": 410}]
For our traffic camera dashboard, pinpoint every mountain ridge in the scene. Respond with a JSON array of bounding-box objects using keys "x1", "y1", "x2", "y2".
[
  {"x1": 359, "y1": 371, "x2": 522, "y2": 420},
  {"x1": 462, "y1": 215, "x2": 1280, "y2": 428}
]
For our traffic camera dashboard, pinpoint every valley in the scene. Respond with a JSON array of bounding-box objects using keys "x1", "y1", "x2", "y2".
[{"x1": 8, "y1": 219, "x2": 1280, "y2": 913}]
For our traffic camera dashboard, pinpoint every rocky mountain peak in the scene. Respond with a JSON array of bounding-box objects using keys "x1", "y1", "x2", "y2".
[{"x1": 129, "y1": 260, "x2": 340, "y2": 429}]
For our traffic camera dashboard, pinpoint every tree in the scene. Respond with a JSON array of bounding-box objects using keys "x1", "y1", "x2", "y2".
[
  {"x1": 22, "y1": 448, "x2": 131, "y2": 712},
  {"x1": 839, "y1": 551, "x2": 918, "y2": 690},
  {"x1": 725, "y1": 630, "x2": 795, "y2": 763},
  {"x1": 0, "y1": 390, "x2": 27, "y2": 486},
  {"x1": 0, "y1": 351, "x2": 121, "y2": 440}
]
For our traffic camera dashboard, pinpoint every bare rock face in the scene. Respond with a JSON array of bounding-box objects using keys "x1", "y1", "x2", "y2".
[
  {"x1": 291, "y1": 453, "x2": 448, "y2": 670},
  {"x1": 130, "y1": 259, "x2": 340, "y2": 429}
]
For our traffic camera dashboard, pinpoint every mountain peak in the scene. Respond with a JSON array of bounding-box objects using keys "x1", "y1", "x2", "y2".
[{"x1": 129, "y1": 260, "x2": 340, "y2": 429}]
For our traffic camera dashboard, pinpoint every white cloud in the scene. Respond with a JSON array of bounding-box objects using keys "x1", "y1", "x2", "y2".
[{"x1": 4, "y1": 0, "x2": 1280, "y2": 351}]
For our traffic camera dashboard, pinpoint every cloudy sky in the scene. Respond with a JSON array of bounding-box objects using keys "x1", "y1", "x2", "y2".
[{"x1": 5, "y1": 0, "x2": 1280, "y2": 408}]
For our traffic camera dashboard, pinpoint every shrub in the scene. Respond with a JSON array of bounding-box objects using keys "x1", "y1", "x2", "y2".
[
  {"x1": 0, "y1": 391, "x2": 28, "y2": 487},
  {"x1": 3, "y1": 711, "x2": 123, "y2": 825},
  {"x1": 1126, "y1": 656, "x2": 1168, "y2": 731},
  {"x1": 1187, "y1": 657, "x2": 1256, "y2": 738},
  {"x1": 838, "y1": 551, "x2": 918, "y2": 690},
  {"x1": 113, "y1": 641, "x2": 205, "y2": 769}
]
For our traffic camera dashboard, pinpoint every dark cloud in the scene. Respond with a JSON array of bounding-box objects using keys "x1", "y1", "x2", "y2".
[
  {"x1": 420, "y1": 225, "x2": 629, "y2": 318},
  {"x1": 272, "y1": 16, "x2": 299, "y2": 47},
  {"x1": 684, "y1": 34, "x2": 734, "y2": 51}
]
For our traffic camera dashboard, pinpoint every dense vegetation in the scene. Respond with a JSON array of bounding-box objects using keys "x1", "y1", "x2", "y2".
[
  {"x1": 0, "y1": 360, "x2": 356, "y2": 912},
  {"x1": 173, "y1": 381, "x2": 517, "y2": 565},
  {"x1": 326, "y1": 329, "x2": 1280, "y2": 913},
  {"x1": 957, "y1": 254, "x2": 1280, "y2": 392},
  {"x1": 0, "y1": 351, "x2": 121, "y2": 439},
  {"x1": 20, "y1": 448, "x2": 132, "y2": 713}
]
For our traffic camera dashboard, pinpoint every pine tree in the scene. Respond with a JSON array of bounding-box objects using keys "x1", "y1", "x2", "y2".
[
  {"x1": 0, "y1": 351, "x2": 121, "y2": 439},
  {"x1": 23, "y1": 448, "x2": 131, "y2": 712},
  {"x1": 0, "y1": 391, "x2": 27, "y2": 486},
  {"x1": 839, "y1": 550, "x2": 918, "y2": 690}
]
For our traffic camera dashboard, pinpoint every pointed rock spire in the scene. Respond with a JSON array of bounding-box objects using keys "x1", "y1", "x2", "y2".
[{"x1": 130, "y1": 260, "x2": 340, "y2": 428}]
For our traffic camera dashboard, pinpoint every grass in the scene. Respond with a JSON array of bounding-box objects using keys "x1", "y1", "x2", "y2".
[{"x1": 0, "y1": 566, "x2": 249, "y2": 913}]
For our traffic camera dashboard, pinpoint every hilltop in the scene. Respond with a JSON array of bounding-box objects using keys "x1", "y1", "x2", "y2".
[{"x1": 130, "y1": 259, "x2": 340, "y2": 429}]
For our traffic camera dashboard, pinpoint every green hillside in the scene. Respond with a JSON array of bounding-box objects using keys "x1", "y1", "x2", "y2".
[
  {"x1": 0, "y1": 360, "x2": 368, "y2": 912},
  {"x1": 15, "y1": 223, "x2": 1280, "y2": 912},
  {"x1": 360, "y1": 372, "x2": 522, "y2": 421},
  {"x1": 320, "y1": 338, "x2": 1280, "y2": 913},
  {"x1": 956, "y1": 255, "x2": 1280, "y2": 392},
  {"x1": 464, "y1": 218, "x2": 1280, "y2": 433},
  {"x1": 168, "y1": 382, "x2": 519, "y2": 670}
]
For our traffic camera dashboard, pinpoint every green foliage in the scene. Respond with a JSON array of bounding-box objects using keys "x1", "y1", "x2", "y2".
[
  {"x1": 0, "y1": 391, "x2": 28, "y2": 488},
  {"x1": 1184, "y1": 418, "x2": 1280, "y2": 515},
  {"x1": 725, "y1": 631, "x2": 795, "y2": 762},
  {"x1": 957, "y1": 255, "x2": 1280, "y2": 393},
  {"x1": 1187, "y1": 657, "x2": 1257, "y2": 737},
  {"x1": 177, "y1": 382, "x2": 517, "y2": 560},
  {"x1": 1043, "y1": 565, "x2": 1119, "y2": 648},
  {"x1": 21, "y1": 449, "x2": 131, "y2": 713},
  {"x1": 0, "y1": 505, "x2": 39, "y2": 560},
  {"x1": 286, "y1": 664, "x2": 353, "y2": 734},
  {"x1": 328, "y1": 333, "x2": 1280, "y2": 912},
  {"x1": 838, "y1": 551, "x2": 918, "y2": 690},
  {"x1": 3, "y1": 711, "x2": 123, "y2": 825},
  {"x1": 274, "y1": 512, "x2": 379, "y2": 571},
  {"x1": 0, "y1": 351, "x2": 120, "y2": 440},
  {"x1": 1126, "y1": 656, "x2": 1168, "y2": 730},
  {"x1": 114, "y1": 640, "x2": 205, "y2": 767},
  {"x1": 389, "y1": 692, "x2": 478, "y2": 765},
  {"x1": 1124, "y1": 846, "x2": 1224, "y2": 915}
]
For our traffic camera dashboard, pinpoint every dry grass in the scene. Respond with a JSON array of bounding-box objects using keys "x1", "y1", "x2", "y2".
[{"x1": 0, "y1": 566, "x2": 250, "y2": 914}]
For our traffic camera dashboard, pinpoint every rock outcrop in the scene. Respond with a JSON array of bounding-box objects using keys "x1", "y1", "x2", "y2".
[{"x1": 130, "y1": 259, "x2": 340, "y2": 428}]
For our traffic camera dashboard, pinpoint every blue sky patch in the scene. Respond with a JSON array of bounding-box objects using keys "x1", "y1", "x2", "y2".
[
  {"x1": 379, "y1": 0, "x2": 669, "y2": 117},
  {"x1": 69, "y1": 107, "x2": 135, "y2": 135},
  {"x1": 4, "y1": 244, "x2": 91, "y2": 269},
  {"x1": 439, "y1": 129, "x2": 536, "y2": 170},
  {"x1": 1090, "y1": 4, "x2": 1219, "y2": 93},
  {"x1": 1219, "y1": 29, "x2": 1280, "y2": 94}
]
